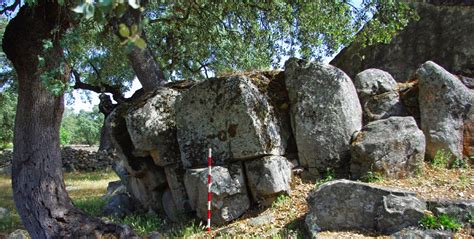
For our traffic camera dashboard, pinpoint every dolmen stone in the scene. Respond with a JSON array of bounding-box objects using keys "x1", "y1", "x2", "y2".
[
  {"x1": 184, "y1": 164, "x2": 250, "y2": 225},
  {"x1": 285, "y1": 58, "x2": 362, "y2": 179},
  {"x1": 417, "y1": 61, "x2": 474, "y2": 161},
  {"x1": 244, "y1": 155, "x2": 292, "y2": 206},
  {"x1": 350, "y1": 117, "x2": 425, "y2": 179},
  {"x1": 427, "y1": 199, "x2": 474, "y2": 224},
  {"x1": 354, "y1": 69, "x2": 406, "y2": 123},
  {"x1": 306, "y1": 180, "x2": 426, "y2": 237}
]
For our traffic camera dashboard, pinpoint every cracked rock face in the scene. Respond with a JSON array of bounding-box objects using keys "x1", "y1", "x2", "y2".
[
  {"x1": 417, "y1": 61, "x2": 474, "y2": 161},
  {"x1": 244, "y1": 155, "x2": 292, "y2": 206},
  {"x1": 176, "y1": 76, "x2": 286, "y2": 168},
  {"x1": 354, "y1": 69, "x2": 407, "y2": 123},
  {"x1": 285, "y1": 58, "x2": 362, "y2": 179},
  {"x1": 306, "y1": 180, "x2": 426, "y2": 237},
  {"x1": 184, "y1": 164, "x2": 250, "y2": 225},
  {"x1": 350, "y1": 117, "x2": 425, "y2": 179}
]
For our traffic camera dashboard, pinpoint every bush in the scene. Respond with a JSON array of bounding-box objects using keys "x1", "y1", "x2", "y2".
[
  {"x1": 431, "y1": 150, "x2": 451, "y2": 168},
  {"x1": 361, "y1": 171, "x2": 384, "y2": 183},
  {"x1": 419, "y1": 214, "x2": 462, "y2": 232}
]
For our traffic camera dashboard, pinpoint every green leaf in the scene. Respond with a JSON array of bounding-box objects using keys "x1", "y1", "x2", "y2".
[
  {"x1": 128, "y1": 0, "x2": 140, "y2": 9},
  {"x1": 119, "y1": 24, "x2": 130, "y2": 38},
  {"x1": 134, "y1": 37, "x2": 147, "y2": 49},
  {"x1": 131, "y1": 24, "x2": 138, "y2": 35}
]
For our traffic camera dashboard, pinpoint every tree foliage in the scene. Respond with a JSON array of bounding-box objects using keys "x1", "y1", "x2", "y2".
[
  {"x1": 60, "y1": 107, "x2": 104, "y2": 146},
  {"x1": 0, "y1": 87, "x2": 16, "y2": 149}
]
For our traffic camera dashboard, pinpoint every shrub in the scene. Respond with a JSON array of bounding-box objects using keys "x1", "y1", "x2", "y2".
[
  {"x1": 431, "y1": 150, "x2": 451, "y2": 168},
  {"x1": 315, "y1": 168, "x2": 335, "y2": 187},
  {"x1": 419, "y1": 214, "x2": 462, "y2": 232},
  {"x1": 361, "y1": 171, "x2": 384, "y2": 182}
]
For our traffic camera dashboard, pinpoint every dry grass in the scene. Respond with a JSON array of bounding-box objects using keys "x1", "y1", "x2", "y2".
[{"x1": 0, "y1": 163, "x2": 472, "y2": 238}]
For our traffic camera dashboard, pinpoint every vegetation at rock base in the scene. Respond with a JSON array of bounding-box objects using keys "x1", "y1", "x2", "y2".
[{"x1": 419, "y1": 214, "x2": 462, "y2": 232}]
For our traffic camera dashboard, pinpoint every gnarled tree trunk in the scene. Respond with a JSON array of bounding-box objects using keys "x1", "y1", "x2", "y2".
[{"x1": 2, "y1": 2, "x2": 136, "y2": 238}]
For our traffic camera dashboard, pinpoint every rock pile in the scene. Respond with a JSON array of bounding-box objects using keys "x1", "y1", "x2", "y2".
[{"x1": 106, "y1": 58, "x2": 473, "y2": 229}]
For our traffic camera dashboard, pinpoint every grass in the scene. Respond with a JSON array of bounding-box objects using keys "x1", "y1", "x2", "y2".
[
  {"x1": 315, "y1": 168, "x2": 335, "y2": 187},
  {"x1": 419, "y1": 214, "x2": 462, "y2": 232},
  {"x1": 431, "y1": 149, "x2": 451, "y2": 168}
]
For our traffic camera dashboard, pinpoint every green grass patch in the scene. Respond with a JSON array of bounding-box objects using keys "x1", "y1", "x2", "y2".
[
  {"x1": 109, "y1": 214, "x2": 164, "y2": 236},
  {"x1": 74, "y1": 196, "x2": 107, "y2": 217},
  {"x1": 361, "y1": 171, "x2": 384, "y2": 183},
  {"x1": 315, "y1": 168, "x2": 335, "y2": 187},
  {"x1": 419, "y1": 214, "x2": 462, "y2": 232},
  {"x1": 431, "y1": 150, "x2": 451, "y2": 168},
  {"x1": 272, "y1": 194, "x2": 291, "y2": 208}
]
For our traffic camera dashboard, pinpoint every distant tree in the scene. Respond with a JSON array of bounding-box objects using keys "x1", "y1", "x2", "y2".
[
  {"x1": 0, "y1": 87, "x2": 16, "y2": 149},
  {"x1": 1, "y1": 0, "x2": 417, "y2": 237}
]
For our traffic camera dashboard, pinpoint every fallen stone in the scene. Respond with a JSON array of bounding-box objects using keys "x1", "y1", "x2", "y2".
[
  {"x1": 244, "y1": 156, "x2": 292, "y2": 206},
  {"x1": 102, "y1": 181, "x2": 127, "y2": 200},
  {"x1": 354, "y1": 69, "x2": 406, "y2": 123},
  {"x1": 350, "y1": 117, "x2": 425, "y2": 179},
  {"x1": 163, "y1": 163, "x2": 190, "y2": 214},
  {"x1": 427, "y1": 199, "x2": 474, "y2": 224},
  {"x1": 102, "y1": 192, "x2": 138, "y2": 218},
  {"x1": 248, "y1": 214, "x2": 275, "y2": 227},
  {"x1": 162, "y1": 188, "x2": 181, "y2": 222},
  {"x1": 306, "y1": 179, "x2": 426, "y2": 236},
  {"x1": 176, "y1": 76, "x2": 286, "y2": 168},
  {"x1": 390, "y1": 227, "x2": 454, "y2": 239},
  {"x1": 125, "y1": 88, "x2": 181, "y2": 166},
  {"x1": 184, "y1": 164, "x2": 250, "y2": 225},
  {"x1": 417, "y1": 61, "x2": 474, "y2": 160},
  {"x1": 285, "y1": 58, "x2": 362, "y2": 178}
]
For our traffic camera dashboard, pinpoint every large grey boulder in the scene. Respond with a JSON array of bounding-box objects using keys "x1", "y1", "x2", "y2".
[
  {"x1": 125, "y1": 88, "x2": 181, "y2": 166},
  {"x1": 176, "y1": 76, "x2": 286, "y2": 168},
  {"x1": 350, "y1": 117, "x2": 425, "y2": 179},
  {"x1": 184, "y1": 164, "x2": 250, "y2": 225},
  {"x1": 354, "y1": 69, "x2": 406, "y2": 123},
  {"x1": 306, "y1": 180, "x2": 426, "y2": 237},
  {"x1": 417, "y1": 61, "x2": 474, "y2": 161},
  {"x1": 244, "y1": 156, "x2": 292, "y2": 206},
  {"x1": 331, "y1": 3, "x2": 474, "y2": 81},
  {"x1": 285, "y1": 58, "x2": 362, "y2": 178},
  {"x1": 427, "y1": 200, "x2": 474, "y2": 224}
]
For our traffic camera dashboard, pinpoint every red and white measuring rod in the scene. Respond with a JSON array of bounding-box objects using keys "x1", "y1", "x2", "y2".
[{"x1": 207, "y1": 148, "x2": 212, "y2": 233}]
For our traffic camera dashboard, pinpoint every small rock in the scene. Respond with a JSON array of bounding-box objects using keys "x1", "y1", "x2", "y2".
[
  {"x1": 245, "y1": 156, "x2": 292, "y2": 206},
  {"x1": 102, "y1": 193, "x2": 138, "y2": 218},
  {"x1": 427, "y1": 199, "x2": 474, "y2": 224},
  {"x1": 390, "y1": 227, "x2": 454, "y2": 239},
  {"x1": 7, "y1": 229, "x2": 29, "y2": 239},
  {"x1": 354, "y1": 69, "x2": 407, "y2": 123},
  {"x1": 248, "y1": 214, "x2": 275, "y2": 227},
  {"x1": 147, "y1": 231, "x2": 163, "y2": 239}
]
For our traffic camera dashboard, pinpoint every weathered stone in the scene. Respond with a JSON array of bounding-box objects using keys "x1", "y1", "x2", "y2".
[
  {"x1": 350, "y1": 117, "x2": 425, "y2": 179},
  {"x1": 248, "y1": 214, "x2": 275, "y2": 227},
  {"x1": 390, "y1": 228, "x2": 454, "y2": 239},
  {"x1": 460, "y1": 76, "x2": 474, "y2": 89},
  {"x1": 102, "y1": 180, "x2": 127, "y2": 200},
  {"x1": 7, "y1": 229, "x2": 29, "y2": 239},
  {"x1": 285, "y1": 58, "x2": 362, "y2": 178},
  {"x1": 331, "y1": 3, "x2": 474, "y2": 81},
  {"x1": 306, "y1": 180, "x2": 425, "y2": 237},
  {"x1": 427, "y1": 200, "x2": 474, "y2": 224},
  {"x1": 162, "y1": 188, "x2": 180, "y2": 222},
  {"x1": 354, "y1": 69, "x2": 406, "y2": 123},
  {"x1": 102, "y1": 192, "x2": 138, "y2": 218},
  {"x1": 176, "y1": 76, "x2": 286, "y2": 168},
  {"x1": 163, "y1": 163, "x2": 189, "y2": 214},
  {"x1": 463, "y1": 115, "x2": 474, "y2": 157},
  {"x1": 126, "y1": 162, "x2": 167, "y2": 213},
  {"x1": 125, "y1": 88, "x2": 181, "y2": 166},
  {"x1": 417, "y1": 61, "x2": 474, "y2": 161},
  {"x1": 244, "y1": 156, "x2": 292, "y2": 206},
  {"x1": 184, "y1": 164, "x2": 250, "y2": 225}
]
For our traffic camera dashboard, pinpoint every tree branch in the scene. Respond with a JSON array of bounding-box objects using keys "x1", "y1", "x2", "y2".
[
  {"x1": 0, "y1": 0, "x2": 21, "y2": 15},
  {"x1": 71, "y1": 69, "x2": 127, "y2": 103}
]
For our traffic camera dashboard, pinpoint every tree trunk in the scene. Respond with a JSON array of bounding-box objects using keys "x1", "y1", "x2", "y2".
[
  {"x1": 113, "y1": 7, "x2": 166, "y2": 92},
  {"x1": 2, "y1": 2, "x2": 136, "y2": 238}
]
